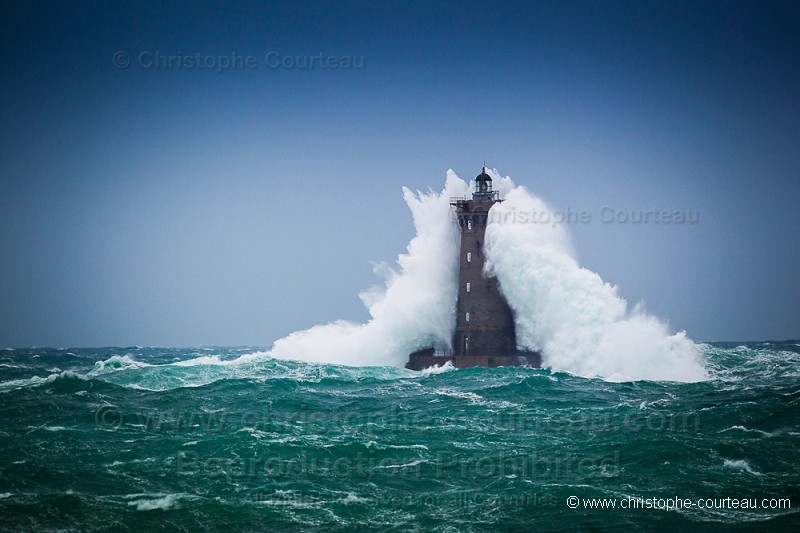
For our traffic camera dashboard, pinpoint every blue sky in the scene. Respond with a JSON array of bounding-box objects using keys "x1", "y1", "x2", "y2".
[{"x1": 1, "y1": 0, "x2": 799, "y2": 346}]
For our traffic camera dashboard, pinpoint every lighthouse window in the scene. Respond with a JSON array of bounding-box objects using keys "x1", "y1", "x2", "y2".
[
  {"x1": 466, "y1": 282, "x2": 471, "y2": 293},
  {"x1": 465, "y1": 312, "x2": 470, "y2": 322},
  {"x1": 467, "y1": 219, "x2": 472, "y2": 231},
  {"x1": 466, "y1": 252, "x2": 472, "y2": 263}
]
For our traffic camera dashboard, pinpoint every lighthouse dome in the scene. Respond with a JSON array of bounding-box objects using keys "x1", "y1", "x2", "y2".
[{"x1": 474, "y1": 168, "x2": 493, "y2": 195}]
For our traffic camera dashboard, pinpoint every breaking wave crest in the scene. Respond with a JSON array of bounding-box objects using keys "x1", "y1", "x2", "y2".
[
  {"x1": 484, "y1": 170, "x2": 707, "y2": 382},
  {"x1": 269, "y1": 172, "x2": 469, "y2": 367}
]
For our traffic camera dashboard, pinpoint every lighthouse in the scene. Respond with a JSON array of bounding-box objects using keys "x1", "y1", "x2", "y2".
[{"x1": 406, "y1": 169, "x2": 541, "y2": 370}]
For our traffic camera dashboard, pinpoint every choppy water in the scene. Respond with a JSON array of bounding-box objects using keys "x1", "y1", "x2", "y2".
[{"x1": 1, "y1": 343, "x2": 798, "y2": 531}]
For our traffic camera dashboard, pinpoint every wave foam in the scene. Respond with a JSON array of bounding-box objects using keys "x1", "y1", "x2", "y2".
[
  {"x1": 88, "y1": 355, "x2": 151, "y2": 376},
  {"x1": 126, "y1": 493, "x2": 196, "y2": 511},
  {"x1": 483, "y1": 170, "x2": 707, "y2": 382},
  {"x1": 269, "y1": 172, "x2": 469, "y2": 366},
  {"x1": 0, "y1": 370, "x2": 87, "y2": 394},
  {"x1": 420, "y1": 360, "x2": 456, "y2": 376},
  {"x1": 723, "y1": 459, "x2": 762, "y2": 475}
]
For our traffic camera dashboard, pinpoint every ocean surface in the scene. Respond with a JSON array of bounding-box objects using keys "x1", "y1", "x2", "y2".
[{"x1": 1, "y1": 343, "x2": 798, "y2": 531}]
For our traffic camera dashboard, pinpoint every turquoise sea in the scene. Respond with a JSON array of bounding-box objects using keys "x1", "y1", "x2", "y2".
[{"x1": 1, "y1": 343, "x2": 798, "y2": 531}]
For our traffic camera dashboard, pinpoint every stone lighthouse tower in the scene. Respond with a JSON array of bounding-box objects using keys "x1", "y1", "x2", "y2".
[{"x1": 406, "y1": 169, "x2": 541, "y2": 370}]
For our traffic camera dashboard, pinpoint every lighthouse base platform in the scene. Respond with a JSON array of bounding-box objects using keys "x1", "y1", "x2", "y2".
[{"x1": 406, "y1": 347, "x2": 541, "y2": 371}]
